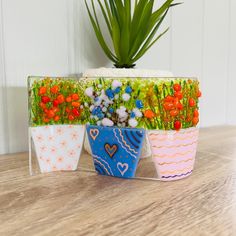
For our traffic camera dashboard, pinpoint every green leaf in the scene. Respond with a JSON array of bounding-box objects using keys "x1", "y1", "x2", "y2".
[
  {"x1": 85, "y1": 0, "x2": 117, "y2": 62},
  {"x1": 129, "y1": 0, "x2": 154, "y2": 59},
  {"x1": 130, "y1": 0, "x2": 150, "y2": 44},
  {"x1": 131, "y1": 8, "x2": 170, "y2": 62},
  {"x1": 132, "y1": 27, "x2": 169, "y2": 63},
  {"x1": 97, "y1": 0, "x2": 112, "y2": 37}
]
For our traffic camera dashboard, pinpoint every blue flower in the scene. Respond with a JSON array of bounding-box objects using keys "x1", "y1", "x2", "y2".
[
  {"x1": 108, "y1": 107, "x2": 114, "y2": 113},
  {"x1": 97, "y1": 113, "x2": 104, "y2": 119},
  {"x1": 92, "y1": 106, "x2": 102, "y2": 115},
  {"x1": 114, "y1": 87, "x2": 121, "y2": 94},
  {"x1": 130, "y1": 112, "x2": 136, "y2": 118},
  {"x1": 92, "y1": 108, "x2": 97, "y2": 116},
  {"x1": 94, "y1": 97, "x2": 99, "y2": 102},
  {"x1": 136, "y1": 100, "x2": 143, "y2": 109},
  {"x1": 125, "y1": 86, "x2": 132, "y2": 94},
  {"x1": 105, "y1": 89, "x2": 114, "y2": 99}
]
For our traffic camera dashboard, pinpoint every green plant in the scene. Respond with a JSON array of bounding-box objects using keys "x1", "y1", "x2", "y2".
[{"x1": 85, "y1": 0, "x2": 181, "y2": 68}]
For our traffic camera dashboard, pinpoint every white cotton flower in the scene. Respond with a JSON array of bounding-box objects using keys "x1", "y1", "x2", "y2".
[
  {"x1": 119, "y1": 112, "x2": 128, "y2": 121},
  {"x1": 89, "y1": 105, "x2": 95, "y2": 111},
  {"x1": 102, "y1": 107, "x2": 107, "y2": 112},
  {"x1": 133, "y1": 108, "x2": 143, "y2": 118},
  {"x1": 112, "y1": 80, "x2": 122, "y2": 89},
  {"x1": 98, "y1": 84, "x2": 102, "y2": 88},
  {"x1": 116, "y1": 106, "x2": 126, "y2": 114},
  {"x1": 122, "y1": 93, "x2": 130, "y2": 101},
  {"x1": 128, "y1": 118, "x2": 138, "y2": 128},
  {"x1": 97, "y1": 121, "x2": 102, "y2": 126},
  {"x1": 84, "y1": 102, "x2": 88, "y2": 107},
  {"x1": 85, "y1": 87, "x2": 93, "y2": 97},
  {"x1": 120, "y1": 106, "x2": 126, "y2": 111},
  {"x1": 102, "y1": 118, "x2": 114, "y2": 127},
  {"x1": 114, "y1": 94, "x2": 119, "y2": 100}
]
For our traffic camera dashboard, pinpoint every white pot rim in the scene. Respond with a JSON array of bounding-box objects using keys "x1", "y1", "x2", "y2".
[{"x1": 82, "y1": 67, "x2": 198, "y2": 80}]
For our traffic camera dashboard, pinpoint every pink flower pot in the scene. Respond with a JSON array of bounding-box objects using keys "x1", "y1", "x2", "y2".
[{"x1": 148, "y1": 127, "x2": 199, "y2": 181}]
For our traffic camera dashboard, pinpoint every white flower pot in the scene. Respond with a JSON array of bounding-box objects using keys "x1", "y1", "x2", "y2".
[{"x1": 30, "y1": 125, "x2": 85, "y2": 173}]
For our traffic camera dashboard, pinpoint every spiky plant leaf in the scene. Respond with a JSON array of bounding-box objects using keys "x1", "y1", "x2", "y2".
[{"x1": 85, "y1": 0, "x2": 182, "y2": 68}]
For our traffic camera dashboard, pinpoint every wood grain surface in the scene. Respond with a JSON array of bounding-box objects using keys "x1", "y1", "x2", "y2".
[{"x1": 1, "y1": 126, "x2": 236, "y2": 236}]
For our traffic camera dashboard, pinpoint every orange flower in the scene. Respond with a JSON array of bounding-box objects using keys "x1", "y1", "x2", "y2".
[
  {"x1": 72, "y1": 93, "x2": 79, "y2": 101},
  {"x1": 39, "y1": 102, "x2": 46, "y2": 109},
  {"x1": 65, "y1": 107, "x2": 71, "y2": 113},
  {"x1": 68, "y1": 114, "x2": 75, "y2": 121},
  {"x1": 71, "y1": 101, "x2": 80, "y2": 107},
  {"x1": 192, "y1": 117, "x2": 199, "y2": 125},
  {"x1": 174, "y1": 91, "x2": 183, "y2": 100},
  {"x1": 164, "y1": 95, "x2": 174, "y2": 102},
  {"x1": 50, "y1": 85, "x2": 59, "y2": 94},
  {"x1": 170, "y1": 109, "x2": 179, "y2": 117},
  {"x1": 144, "y1": 109, "x2": 155, "y2": 119},
  {"x1": 193, "y1": 109, "x2": 199, "y2": 117},
  {"x1": 54, "y1": 115, "x2": 60, "y2": 122},
  {"x1": 39, "y1": 86, "x2": 47, "y2": 95},
  {"x1": 57, "y1": 94, "x2": 65, "y2": 104},
  {"x1": 66, "y1": 96, "x2": 72, "y2": 103},
  {"x1": 173, "y1": 83, "x2": 181, "y2": 92},
  {"x1": 189, "y1": 98, "x2": 195, "y2": 107},
  {"x1": 197, "y1": 90, "x2": 202, "y2": 98},
  {"x1": 163, "y1": 102, "x2": 174, "y2": 111},
  {"x1": 47, "y1": 110, "x2": 55, "y2": 118},
  {"x1": 43, "y1": 117, "x2": 50, "y2": 123}
]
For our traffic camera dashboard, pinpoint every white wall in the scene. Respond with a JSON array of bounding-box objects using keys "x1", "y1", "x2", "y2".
[{"x1": 0, "y1": 0, "x2": 235, "y2": 154}]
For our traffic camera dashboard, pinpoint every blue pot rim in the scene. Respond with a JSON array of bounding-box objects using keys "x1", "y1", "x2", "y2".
[{"x1": 86, "y1": 124, "x2": 145, "y2": 132}]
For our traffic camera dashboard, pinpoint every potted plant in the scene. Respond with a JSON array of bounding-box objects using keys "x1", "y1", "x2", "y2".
[
  {"x1": 85, "y1": 0, "x2": 180, "y2": 68},
  {"x1": 28, "y1": 77, "x2": 86, "y2": 174},
  {"x1": 82, "y1": 76, "x2": 201, "y2": 180},
  {"x1": 83, "y1": 0, "x2": 180, "y2": 158}
]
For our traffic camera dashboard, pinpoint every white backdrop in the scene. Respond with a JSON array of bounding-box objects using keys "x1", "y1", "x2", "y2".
[{"x1": 0, "y1": 0, "x2": 235, "y2": 154}]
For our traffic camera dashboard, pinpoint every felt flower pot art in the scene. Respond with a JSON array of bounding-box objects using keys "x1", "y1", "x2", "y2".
[
  {"x1": 87, "y1": 125, "x2": 145, "y2": 178},
  {"x1": 28, "y1": 76, "x2": 86, "y2": 174}
]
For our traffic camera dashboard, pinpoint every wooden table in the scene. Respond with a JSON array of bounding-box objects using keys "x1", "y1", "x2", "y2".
[{"x1": 1, "y1": 126, "x2": 236, "y2": 236}]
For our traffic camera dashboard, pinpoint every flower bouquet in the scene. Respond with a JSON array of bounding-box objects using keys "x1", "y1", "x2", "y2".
[{"x1": 28, "y1": 76, "x2": 86, "y2": 174}]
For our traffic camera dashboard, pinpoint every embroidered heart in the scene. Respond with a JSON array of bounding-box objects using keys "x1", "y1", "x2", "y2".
[
  {"x1": 90, "y1": 129, "x2": 99, "y2": 141},
  {"x1": 117, "y1": 162, "x2": 129, "y2": 176},
  {"x1": 105, "y1": 143, "x2": 118, "y2": 158}
]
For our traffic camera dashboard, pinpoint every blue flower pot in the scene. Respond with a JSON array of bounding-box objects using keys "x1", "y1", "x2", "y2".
[{"x1": 86, "y1": 125, "x2": 145, "y2": 179}]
